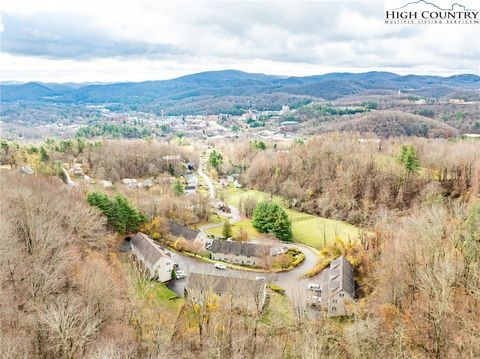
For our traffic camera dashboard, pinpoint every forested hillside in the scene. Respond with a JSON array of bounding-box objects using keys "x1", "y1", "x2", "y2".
[
  {"x1": 2, "y1": 70, "x2": 479, "y2": 115},
  {"x1": 220, "y1": 135, "x2": 479, "y2": 225},
  {"x1": 1, "y1": 136, "x2": 479, "y2": 358}
]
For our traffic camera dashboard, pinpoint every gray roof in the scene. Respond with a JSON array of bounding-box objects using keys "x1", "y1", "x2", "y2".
[
  {"x1": 168, "y1": 221, "x2": 200, "y2": 240},
  {"x1": 186, "y1": 272, "x2": 265, "y2": 296},
  {"x1": 318, "y1": 255, "x2": 355, "y2": 300},
  {"x1": 329, "y1": 256, "x2": 355, "y2": 296},
  {"x1": 130, "y1": 233, "x2": 170, "y2": 266},
  {"x1": 210, "y1": 239, "x2": 270, "y2": 258}
]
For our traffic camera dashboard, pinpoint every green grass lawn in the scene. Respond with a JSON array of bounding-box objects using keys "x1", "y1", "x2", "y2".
[
  {"x1": 224, "y1": 188, "x2": 283, "y2": 207},
  {"x1": 261, "y1": 291, "x2": 294, "y2": 325},
  {"x1": 290, "y1": 216, "x2": 360, "y2": 248},
  {"x1": 218, "y1": 187, "x2": 362, "y2": 249},
  {"x1": 205, "y1": 218, "x2": 260, "y2": 238},
  {"x1": 136, "y1": 278, "x2": 183, "y2": 312}
]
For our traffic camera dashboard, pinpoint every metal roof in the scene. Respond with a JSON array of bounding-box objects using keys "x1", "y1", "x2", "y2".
[
  {"x1": 130, "y1": 233, "x2": 171, "y2": 266},
  {"x1": 210, "y1": 239, "x2": 270, "y2": 258}
]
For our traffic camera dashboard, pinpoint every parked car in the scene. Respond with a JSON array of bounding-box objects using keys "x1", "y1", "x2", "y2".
[
  {"x1": 214, "y1": 263, "x2": 227, "y2": 270},
  {"x1": 271, "y1": 246, "x2": 289, "y2": 256},
  {"x1": 307, "y1": 283, "x2": 321, "y2": 292},
  {"x1": 255, "y1": 276, "x2": 266, "y2": 281},
  {"x1": 176, "y1": 270, "x2": 187, "y2": 279}
]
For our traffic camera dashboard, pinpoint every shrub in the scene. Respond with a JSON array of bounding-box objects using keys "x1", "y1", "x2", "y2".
[
  {"x1": 288, "y1": 248, "x2": 305, "y2": 267},
  {"x1": 174, "y1": 178, "x2": 185, "y2": 195},
  {"x1": 222, "y1": 220, "x2": 233, "y2": 239},
  {"x1": 268, "y1": 284, "x2": 286, "y2": 295}
]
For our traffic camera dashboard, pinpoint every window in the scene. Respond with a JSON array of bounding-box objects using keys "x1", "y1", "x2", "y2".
[
  {"x1": 340, "y1": 293, "x2": 344, "y2": 297},
  {"x1": 332, "y1": 299, "x2": 337, "y2": 304},
  {"x1": 331, "y1": 307, "x2": 336, "y2": 312}
]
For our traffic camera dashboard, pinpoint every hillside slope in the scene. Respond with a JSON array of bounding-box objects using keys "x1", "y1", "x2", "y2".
[
  {"x1": 314, "y1": 110, "x2": 459, "y2": 138},
  {"x1": 2, "y1": 70, "x2": 478, "y2": 113}
]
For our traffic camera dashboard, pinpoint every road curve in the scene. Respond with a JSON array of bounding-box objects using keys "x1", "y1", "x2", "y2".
[{"x1": 169, "y1": 152, "x2": 321, "y2": 299}]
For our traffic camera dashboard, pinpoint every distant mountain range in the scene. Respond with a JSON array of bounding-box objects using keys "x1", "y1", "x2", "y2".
[{"x1": 1, "y1": 70, "x2": 479, "y2": 114}]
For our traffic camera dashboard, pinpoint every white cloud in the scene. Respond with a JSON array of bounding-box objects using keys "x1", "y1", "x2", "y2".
[{"x1": 0, "y1": 0, "x2": 478, "y2": 82}]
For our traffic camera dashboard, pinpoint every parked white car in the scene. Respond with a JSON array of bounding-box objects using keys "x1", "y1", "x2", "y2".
[
  {"x1": 255, "y1": 276, "x2": 266, "y2": 281},
  {"x1": 271, "y1": 246, "x2": 289, "y2": 256},
  {"x1": 214, "y1": 263, "x2": 227, "y2": 270},
  {"x1": 176, "y1": 270, "x2": 187, "y2": 279},
  {"x1": 307, "y1": 283, "x2": 321, "y2": 292}
]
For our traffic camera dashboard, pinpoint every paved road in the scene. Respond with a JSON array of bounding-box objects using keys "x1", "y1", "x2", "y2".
[
  {"x1": 168, "y1": 247, "x2": 317, "y2": 302},
  {"x1": 169, "y1": 151, "x2": 321, "y2": 305},
  {"x1": 197, "y1": 157, "x2": 216, "y2": 202}
]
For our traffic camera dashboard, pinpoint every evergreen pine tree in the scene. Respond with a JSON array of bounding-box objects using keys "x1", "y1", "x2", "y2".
[
  {"x1": 39, "y1": 147, "x2": 49, "y2": 162},
  {"x1": 87, "y1": 192, "x2": 145, "y2": 233},
  {"x1": 398, "y1": 144, "x2": 409, "y2": 163},
  {"x1": 208, "y1": 150, "x2": 223, "y2": 170},
  {"x1": 404, "y1": 145, "x2": 420, "y2": 176},
  {"x1": 174, "y1": 178, "x2": 185, "y2": 195},
  {"x1": 222, "y1": 220, "x2": 233, "y2": 239},
  {"x1": 252, "y1": 201, "x2": 292, "y2": 242},
  {"x1": 398, "y1": 144, "x2": 420, "y2": 176}
]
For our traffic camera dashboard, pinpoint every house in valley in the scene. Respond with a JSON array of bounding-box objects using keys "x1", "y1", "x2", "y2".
[
  {"x1": 130, "y1": 233, "x2": 174, "y2": 282},
  {"x1": 209, "y1": 239, "x2": 270, "y2": 267},
  {"x1": 315, "y1": 255, "x2": 355, "y2": 317},
  {"x1": 185, "y1": 272, "x2": 267, "y2": 312}
]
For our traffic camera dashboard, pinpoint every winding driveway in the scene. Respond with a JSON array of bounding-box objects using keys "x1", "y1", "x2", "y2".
[{"x1": 168, "y1": 152, "x2": 321, "y2": 300}]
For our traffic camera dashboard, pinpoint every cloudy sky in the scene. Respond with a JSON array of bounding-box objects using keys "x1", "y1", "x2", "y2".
[{"x1": 0, "y1": 0, "x2": 478, "y2": 83}]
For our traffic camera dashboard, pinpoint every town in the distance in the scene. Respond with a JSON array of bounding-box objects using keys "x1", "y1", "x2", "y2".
[{"x1": 1, "y1": 69, "x2": 479, "y2": 358}]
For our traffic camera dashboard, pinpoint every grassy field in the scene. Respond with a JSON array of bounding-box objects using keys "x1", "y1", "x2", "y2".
[
  {"x1": 205, "y1": 218, "x2": 260, "y2": 238},
  {"x1": 218, "y1": 187, "x2": 361, "y2": 249}
]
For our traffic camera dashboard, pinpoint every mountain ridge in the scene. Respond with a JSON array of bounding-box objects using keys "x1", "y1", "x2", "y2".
[{"x1": 1, "y1": 70, "x2": 479, "y2": 112}]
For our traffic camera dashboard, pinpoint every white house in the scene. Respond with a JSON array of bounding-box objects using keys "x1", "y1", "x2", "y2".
[{"x1": 130, "y1": 233, "x2": 174, "y2": 282}]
